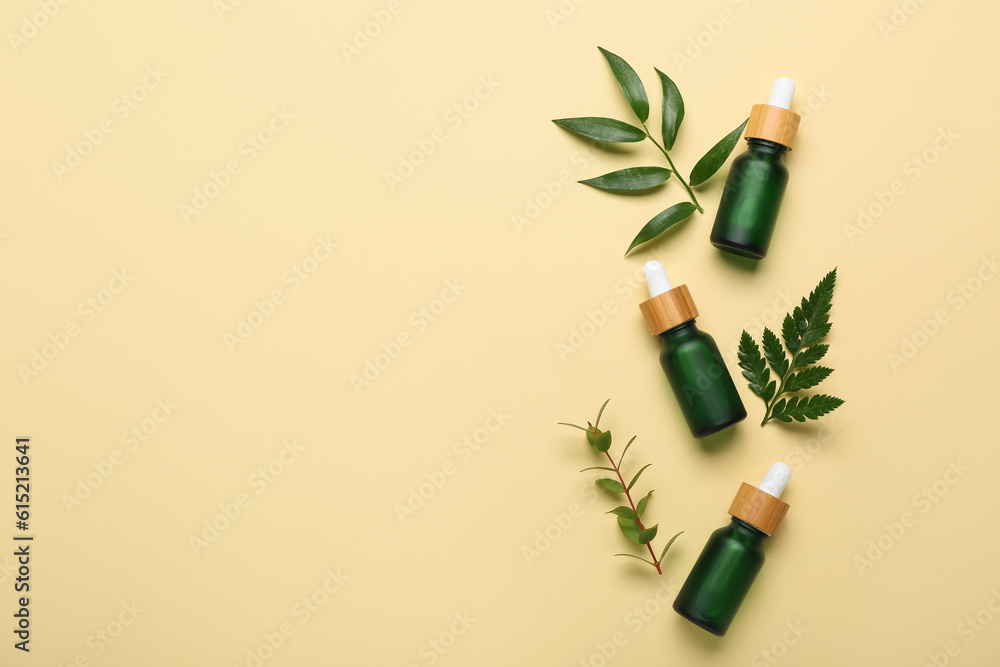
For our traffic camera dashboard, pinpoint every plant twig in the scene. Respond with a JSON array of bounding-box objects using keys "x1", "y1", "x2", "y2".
[{"x1": 640, "y1": 122, "x2": 703, "y2": 213}]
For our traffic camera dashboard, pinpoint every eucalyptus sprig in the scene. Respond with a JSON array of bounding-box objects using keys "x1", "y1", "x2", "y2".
[
  {"x1": 552, "y1": 47, "x2": 748, "y2": 255},
  {"x1": 738, "y1": 269, "x2": 845, "y2": 426},
  {"x1": 560, "y1": 399, "x2": 682, "y2": 574}
]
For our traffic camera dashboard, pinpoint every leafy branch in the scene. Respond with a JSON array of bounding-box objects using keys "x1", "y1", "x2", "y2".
[
  {"x1": 738, "y1": 269, "x2": 845, "y2": 426},
  {"x1": 552, "y1": 46, "x2": 748, "y2": 255},
  {"x1": 560, "y1": 399, "x2": 682, "y2": 574}
]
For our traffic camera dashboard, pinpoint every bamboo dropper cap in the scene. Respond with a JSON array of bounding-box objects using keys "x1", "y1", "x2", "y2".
[
  {"x1": 728, "y1": 463, "x2": 791, "y2": 536},
  {"x1": 638, "y1": 261, "x2": 698, "y2": 336},
  {"x1": 745, "y1": 78, "x2": 801, "y2": 149}
]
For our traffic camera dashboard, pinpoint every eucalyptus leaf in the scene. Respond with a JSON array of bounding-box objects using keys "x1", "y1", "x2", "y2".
[
  {"x1": 580, "y1": 167, "x2": 670, "y2": 193},
  {"x1": 617, "y1": 435, "x2": 637, "y2": 469},
  {"x1": 659, "y1": 531, "x2": 683, "y2": 560},
  {"x1": 655, "y1": 68, "x2": 684, "y2": 150},
  {"x1": 627, "y1": 463, "x2": 652, "y2": 491},
  {"x1": 614, "y1": 553, "x2": 655, "y2": 566},
  {"x1": 636, "y1": 490, "x2": 652, "y2": 518},
  {"x1": 552, "y1": 117, "x2": 646, "y2": 143},
  {"x1": 596, "y1": 478, "x2": 625, "y2": 493},
  {"x1": 607, "y1": 506, "x2": 638, "y2": 520},
  {"x1": 625, "y1": 202, "x2": 697, "y2": 255},
  {"x1": 595, "y1": 398, "x2": 611, "y2": 427},
  {"x1": 618, "y1": 516, "x2": 642, "y2": 543},
  {"x1": 562, "y1": 398, "x2": 683, "y2": 574},
  {"x1": 595, "y1": 430, "x2": 612, "y2": 452},
  {"x1": 598, "y1": 47, "x2": 649, "y2": 123},
  {"x1": 558, "y1": 422, "x2": 587, "y2": 431},
  {"x1": 689, "y1": 118, "x2": 749, "y2": 187}
]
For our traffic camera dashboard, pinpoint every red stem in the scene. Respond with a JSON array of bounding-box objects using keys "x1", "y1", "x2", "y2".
[{"x1": 604, "y1": 449, "x2": 661, "y2": 575}]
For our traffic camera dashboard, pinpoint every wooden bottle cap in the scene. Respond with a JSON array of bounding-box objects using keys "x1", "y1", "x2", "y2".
[
  {"x1": 638, "y1": 285, "x2": 698, "y2": 336},
  {"x1": 745, "y1": 104, "x2": 800, "y2": 149},
  {"x1": 728, "y1": 482, "x2": 789, "y2": 536}
]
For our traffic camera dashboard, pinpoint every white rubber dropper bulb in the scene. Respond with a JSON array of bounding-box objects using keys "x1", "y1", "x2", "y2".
[
  {"x1": 643, "y1": 260, "x2": 673, "y2": 298},
  {"x1": 758, "y1": 462, "x2": 791, "y2": 499},
  {"x1": 767, "y1": 77, "x2": 795, "y2": 110}
]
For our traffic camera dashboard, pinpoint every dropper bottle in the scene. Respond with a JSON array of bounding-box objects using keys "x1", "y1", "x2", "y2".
[
  {"x1": 710, "y1": 78, "x2": 801, "y2": 259},
  {"x1": 638, "y1": 261, "x2": 746, "y2": 438},
  {"x1": 673, "y1": 463, "x2": 792, "y2": 636}
]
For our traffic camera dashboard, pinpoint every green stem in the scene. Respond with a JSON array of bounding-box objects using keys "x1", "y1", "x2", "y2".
[
  {"x1": 641, "y1": 123, "x2": 703, "y2": 213},
  {"x1": 603, "y1": 448, "x2": 662, "y2": 575},
  {"x1": 760, "y1": 350, "x2": 802, "y2": 426}
]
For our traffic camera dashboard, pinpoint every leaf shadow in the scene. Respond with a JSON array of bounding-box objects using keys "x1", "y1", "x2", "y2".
[
  {"x1": 550, "y1": 126, "x2": 636, "y2": 155},
  {"x1": 581, "y1": 183, "x2": 668, "y2": 197}
]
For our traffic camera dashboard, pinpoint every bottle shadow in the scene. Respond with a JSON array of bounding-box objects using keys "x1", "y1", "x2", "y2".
[
  {"x1": 674, "y1": 615, "x2": 728, "y2": 649},
  {"x1": 698, "y1": 424, "x2": 740, "y2": 453},
  {"x1": 715, "y1": 249, "x2": 760, "y2": 274}
]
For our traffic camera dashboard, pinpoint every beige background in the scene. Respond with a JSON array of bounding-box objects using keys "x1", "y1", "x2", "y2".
[{"x1": 2, "y1": 0, "x2": 999, "y2": 665}]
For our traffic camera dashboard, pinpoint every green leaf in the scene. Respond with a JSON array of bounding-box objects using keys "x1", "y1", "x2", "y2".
[
  {"x1": 655, "y1": 68, "x2": 684, "y2": 150},
  {"x1": 784, "y1": 366, "x2": 834, "y2": 392},
  {"x1": 781, "y1": 313, "x2": 800, "y2": 355},
  {"x1": 769, "y1": 394, "x2": 844, "y2": 423},
  {"x1": 617, "y1": 435, "x2": 637, "y2": 469},
  {"x1": 763, "y1": 380, "x2": 776, "y2": 402},
  {"x1": 625, "y1": 202, "x2": 697, "y2": 255},
  {"x1": 579, "y1": 466, "x2": 616, "y2": 473},
  {"x1": 785, "y1": 269, "x2": 837, "y2": 353},
  {"x1": 785, "y1": 307, "x2": 807, "y2": 355},
  {"x1": 638, "y1": 524, "x2": 658, "y2": 544},
  {"x1": 772, "y1": 398, "x2": 786, "y2": 417},
  {"x1": 595, "y1": 398, "x2": 610, "y2": 428},
  {"x1": 598, "y1": 47, "x2": 649, "y2": 123},
  {"x1": 586, "y1": 428, "x2": 598, "y2": 449},
  {"x1": 762, "y1": 328, "x2": 789, "y2": 378},
  {"x1": 803, "y1": 324, "x2": 832, "y2": 347},
  {"x1": 636, "y1": 490, "x2": 652, "y2": 517},
  {"x1": 659, "y1": 531, "x2": 683, "y2": 561},
  {"x1": 596, "y1": 478, "x2": 625, "y2": 493},
  {"x1": 737, "y1": 331, "x2": 769, "y2": 398},
  {"x1": 689, "y1": 118, "x2": 749, "y2": 187},
  {"x1": 807, "y1": 269, "x2": 837, "y2": 317},
  {"x1": 618, "y1": 516, "x2": 642, "y2": 543},
  {"x1": 580, "y1": 166, "x2": 670, "y2": 193},
  {"x1": 627, "y1": 463, "x2": 652, "y2": 491},
  {"x1": 614, "y1": 553, "x2": 655, "y2": 566},
  {"x1": 552, "y1": 117, "x2": 646, "y2": 143},
  {"x1": 795, "y1": 344, "x2": 829, "y2": 368},
  {"x1": 558, "y1": 422, "x2": 588, "y2": 431},
  {"x1": 607, "y1": 506, "x2": 638, "y2": 520},
  {"x1": 595, "y1": 429, "x2": 612, "y2": 452},
  {"x1": 745, "y1": 269, "x2": 842, "y2": 427}
]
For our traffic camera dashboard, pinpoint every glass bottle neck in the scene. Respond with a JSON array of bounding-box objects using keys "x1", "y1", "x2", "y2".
[
  {"x1": 657, "y1": 319, "x2": 698, "y2": 344},
  {"x1": 730, "y1": 517, "x2": 769, "y2": 544},
  {"x1": 746, "y1": 138, "x2": 788, "y2": 158}
]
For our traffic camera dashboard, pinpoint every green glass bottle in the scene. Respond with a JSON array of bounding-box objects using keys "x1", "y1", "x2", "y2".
[
  {"x1": 673, "y1": 463, "x2": 791, "y2": 636},
  {"x1": 711, "y1": 78, "x2": 801, "y2": 260},
  {"x1": 638, "y1": 261, "x2": 746, "y2": 438}
]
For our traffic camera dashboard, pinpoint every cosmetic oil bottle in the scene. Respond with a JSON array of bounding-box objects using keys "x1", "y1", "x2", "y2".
[
  {"x1": 638, "y1": 261, "x2": 746, "y2": 438},
  {"x1": 673, "y1": 463, "x2": 791, "y2": 636},
  {"x1": 710, "y1": 78, "x2": 801, "y2": 260}
]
